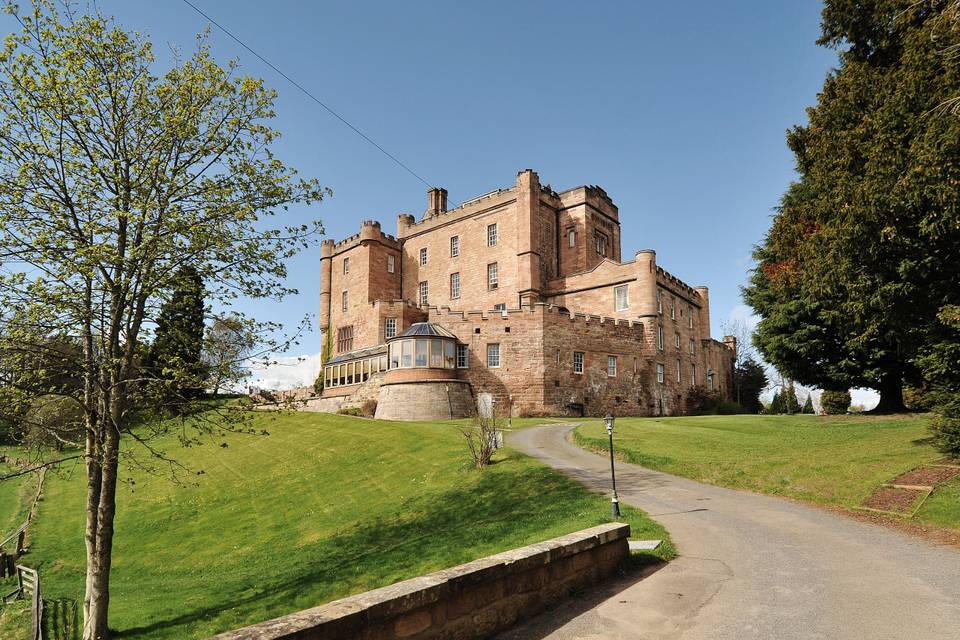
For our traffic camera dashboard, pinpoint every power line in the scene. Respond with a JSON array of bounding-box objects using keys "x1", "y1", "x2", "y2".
[{"x1": 180, "y1": 0, "x2": 434, "y2": 190}]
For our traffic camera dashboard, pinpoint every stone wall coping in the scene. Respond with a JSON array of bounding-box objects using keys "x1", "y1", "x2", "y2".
[{"x1": 209, "y1": 522, "x2": 630, "y2": 640}]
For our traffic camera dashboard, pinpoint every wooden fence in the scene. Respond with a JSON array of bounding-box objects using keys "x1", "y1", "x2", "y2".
[{"x1": 0, "y1": 467, "x2": 47, "y2": 639}]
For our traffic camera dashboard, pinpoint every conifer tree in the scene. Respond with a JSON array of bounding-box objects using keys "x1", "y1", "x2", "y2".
[
  {"x1": 802, "y1": 394, "x2": 815, "y2": 414},
  {"x1": 147, "y1": 266, "x2": 207, "y2": 402}
]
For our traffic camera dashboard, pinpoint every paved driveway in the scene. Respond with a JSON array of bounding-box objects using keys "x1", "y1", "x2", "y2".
[{"x1": 500, "y1": 424, "x2": 960, "y2": 640}]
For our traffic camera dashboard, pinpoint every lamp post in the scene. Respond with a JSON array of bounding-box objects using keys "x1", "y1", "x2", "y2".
[{"x1": 604, "y1": 413, "x2": 620, "y2": 519}]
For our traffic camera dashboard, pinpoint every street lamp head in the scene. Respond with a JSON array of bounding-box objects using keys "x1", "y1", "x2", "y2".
[{"x1": 604, "y1": 413, "x2": 614, "y2": 434}]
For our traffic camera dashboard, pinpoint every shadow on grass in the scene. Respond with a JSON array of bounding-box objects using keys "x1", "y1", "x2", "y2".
[
  {"x1": 44, "y1": 598, "x2": 78, "y2": 640},
  {"x1": 114, "y1": 462, "x2": 617, "y2": 639}
]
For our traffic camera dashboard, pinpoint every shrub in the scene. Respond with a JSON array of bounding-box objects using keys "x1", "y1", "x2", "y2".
[
  {"x1": 930, "y1": 396, "x2": 960, "y2": 457},
  {"x1": 462, "y1": 413, "x2": 500, "y2": 470},
  {"x1": 904, "y1": 385, "x2": 936, "y2": 411},
  {"x1": 686, "y1": 386, "x2": 742, "y2": 415},
  {"x1": 820, "y1": 390, "x2": 851, "y2": 415},
  {"x1": 337, "y1": 406, "x2": 363, "y2": 417}
]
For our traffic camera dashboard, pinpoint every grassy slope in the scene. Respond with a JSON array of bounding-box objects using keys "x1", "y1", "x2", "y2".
[
  {"x1": 574, "y1": 414, "x2": 955, "y2": 527},
  {"x1": 18, "y1": 412, "x2": 670, "y2": 640}
]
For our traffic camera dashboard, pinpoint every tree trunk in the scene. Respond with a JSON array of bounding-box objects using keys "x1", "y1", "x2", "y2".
[
  {"x1": 82, "y1": 424, "x2": 119, "y2": 640},
  {"x1": 870, "y1": 372, "x2": 906, "y2": 414}
]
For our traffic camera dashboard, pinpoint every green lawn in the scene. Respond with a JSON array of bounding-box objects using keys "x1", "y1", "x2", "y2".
[
  {"x1": 574, "y1": 414, "x2": 955, "y2": 528},
  {"x1": 4, "y1": 412, "x2": 671, "y2": 640}
]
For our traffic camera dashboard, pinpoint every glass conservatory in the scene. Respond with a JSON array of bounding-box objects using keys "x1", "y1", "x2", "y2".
[{"x1": 387, "y1": 322, "x2": 458, "y2": 370}]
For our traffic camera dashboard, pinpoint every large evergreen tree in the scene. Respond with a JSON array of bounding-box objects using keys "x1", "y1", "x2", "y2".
[
  {"x1": 744, "y1": 0, "x2": 960, "y2": 412},
  {"x1": 147, "y1": 266, "x2": 207, "y2": 402},
  {"x1": 734, "y1": 358, "x2": 768, "y2": 414}
]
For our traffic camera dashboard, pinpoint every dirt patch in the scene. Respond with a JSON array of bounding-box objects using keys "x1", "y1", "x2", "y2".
[
  {"x1": 893, "y1": 466, "x2": 960, "y2": 487},
  {"x1": 831, "y1": 505, "x2": 960, "y2": 550},
  {"x1": 862, "y1": 486, "x2": 927, "y2": 514},
  {"x1": 935, "y1": 457, "x2": 960, "y2": 468}
]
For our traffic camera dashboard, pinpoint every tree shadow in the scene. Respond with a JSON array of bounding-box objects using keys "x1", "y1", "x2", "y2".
[
  {"x1": 113, "y1": 462, "x2": 621, "y2": 638},
  {"x1": 44, "y1": 597, "x2": 78, "y2": 640}
]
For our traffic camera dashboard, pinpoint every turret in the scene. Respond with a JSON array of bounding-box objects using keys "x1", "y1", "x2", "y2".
[
  {"x1": 516, "y1": 169, "x2": 542, "y2": 306},
  {"x1": 634, "y1": 250, "x2": 658, "y2": 319},
  {"x1": 694, "y1": 286, "x2": 711, "y2": 339},
  {"x1": 319, "y1": 239, "x2": 334, "y2": 358}
]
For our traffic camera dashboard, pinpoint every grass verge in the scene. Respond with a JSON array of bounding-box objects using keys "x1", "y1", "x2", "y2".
[
  {"x1": 3, "y1": 412, "x2": 671, "y2": 640},
  {"x1": 573, "y1": 414, "x2": 955, "y2": 530}
]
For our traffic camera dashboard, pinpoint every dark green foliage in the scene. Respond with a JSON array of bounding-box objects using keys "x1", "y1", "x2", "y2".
[
  {"x1": 917, "y1": 305, "x2": 960, "y2": 455},
  {"x1": 147, "y1": 266, "x2": 207, "y2": 404},
  {"x1": 821, "y1": 390, "x2": 852, "y2": 415},
  {"x1": 734, "y1": 358, "x2": 768, "y2": 414},
  {"x1": 802, "y1": 394, "x2": 815, "y2": 414},
  {"x1": 686, "y1": 386, "x2": 742, "y2": 415},
  {"x1": 743, "y1": 1, "x2": 960, "y2": 413}
]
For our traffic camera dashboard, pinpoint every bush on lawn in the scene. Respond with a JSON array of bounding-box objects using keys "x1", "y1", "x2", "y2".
[
  {"x1": 820, "y1": 390, "x2": 851, "y2": 415},
  {"x1": 687, "y1": 386, "x2": 742, "y2": 415},
  {"x1": 930, "y1": 396, "x2": 960, "y2": 457}
]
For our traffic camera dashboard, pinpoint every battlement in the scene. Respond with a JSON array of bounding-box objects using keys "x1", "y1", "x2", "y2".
[
  {"x1": 327, "y1": 220, "x2": 400, "y2": 254},
  {"x1": 656, "y1": 266, "x2": 699, "y2": 297},
  {"x1": 429, "y1": 303, "x2": 645, "y2": 337},
  {"x1": 398, "y1": 185, "x2": 516, "y2": 239}
]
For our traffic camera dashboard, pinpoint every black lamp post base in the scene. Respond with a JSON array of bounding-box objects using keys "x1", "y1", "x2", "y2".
[{"x1": 611, "y1": 497, "x2": 620, "y2": 519}]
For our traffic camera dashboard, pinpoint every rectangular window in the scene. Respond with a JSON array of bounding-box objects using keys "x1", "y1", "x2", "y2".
[
  {"x1": 688, "y1": 306, "x2": 693, "y2": 329},
  {"x1": 708, "y1": 373, "x2": 715, "y2": 391},
  {"x1": 450, "y1": 272, "x2": 460, "y2": 299},
  {"x1": 419, "y1": 247, "x2": 428, "y2": 266},
  {"x1": 418, "y1": 281, "x2": 428, "y2": 306},
  {"x1": 444, "y1": 341, "x2": 455, "y2": 368},
  {"x1": 657, "y1": 290, "x2": 663, "y2": 314},
  {"x1": 341, "y1": 290, "x2": 348, "y2": 313},
  {"x1": 450, "y1": 235, "x2": 460, "y2": 257},
  {"x1": 401, "y1": 340, "x2": 413, "y2": 367},
  {"x1": 690, "y1": 363, "x2": 697, "y2": 386},
  {"x1": 487, "y1": 343, "x2": 501, "y2": 368},
  {"x1": 456, "y1": 344, "x2": 469, "y2": 368},
  {"x1": 385, "y1": 317, "x2": 397, "y2": 339},
  {"x1": 675, "y1": 333, "x2": 681, "y2": 350},
  {"x1": 343, "y1": 257, "x2": 349, "y2": 274},
  {"x1": 595, "y1": 231, "x2": 608, "y2": 257},
  {"x1": 670, "y1": 299, "x2": 676, "y2": 320},
  {"x1": 487, "y1": 223, "x2": 498, "y2": 247},
  {"x1": 573, "y1": 351, "x2": 584, "y2": 374},
  {"x1": 676, "y1": 358, "x2": 682, "y2": 382},
  {"x1": 387, "y1": 254, "x2": 395, "y2": 273},
  {"x1": 415, "y1": 339, "x2": 428, "y2": 367},
  {"x1": 336, "y1": 325, "x2": 354, "y2": 353},
  {"x1": 431, "y1": 339, "x2": 443, "y2": 368},
  {"x1": 568, "y1": 227, "x2": 576, "y2": 248},
  {"x1": 689, "y1": 338, "x2": 695, "y2": 354},
  {"x1": 657, "y1": 325, "x2": 664, "y2": 351},
  {"x1": 487, "y1": 262, "x2": 499, "y2": 289},
  {"x1": 389, "y1": 342, "x2": 400, "y2": 369},
  {"x1": 607, "y1": 355, "x2": 617, "y2": 377},
  {"x1": 493, "y1": 303, "x2": 506, "y2": 311},
  {"x1": 656, "y1": 362, "x2": 665, "y2": 384},
  {"x1": 615, "y1": 285, "x2": 629, "y2": 311}
]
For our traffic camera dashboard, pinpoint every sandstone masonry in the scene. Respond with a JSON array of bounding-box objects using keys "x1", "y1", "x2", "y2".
[{"x1": 318, "y1": 170, "x2": 735, "y2": 418}]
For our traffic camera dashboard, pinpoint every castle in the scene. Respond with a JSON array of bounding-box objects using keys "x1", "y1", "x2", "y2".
[{"x1": 311, "y1": 169, "x2": 735, "y2": 420}]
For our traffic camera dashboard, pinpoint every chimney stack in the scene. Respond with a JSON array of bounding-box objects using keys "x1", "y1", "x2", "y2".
[{"x1": 426, "y1": 187, "x2": 448, "y2": 218}]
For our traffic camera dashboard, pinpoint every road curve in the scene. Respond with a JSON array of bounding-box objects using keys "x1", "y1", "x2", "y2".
[{"x1": 501, "y1": 424, "x2": 960, "y2": 640}]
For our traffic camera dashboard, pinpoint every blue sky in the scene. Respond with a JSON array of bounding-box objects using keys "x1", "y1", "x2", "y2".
[{"x1": 8, "y1": 2, "x2": 851, "y2": 396}]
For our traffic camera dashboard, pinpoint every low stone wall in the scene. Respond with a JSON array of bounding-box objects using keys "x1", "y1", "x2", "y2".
[
  {"x1": 374, "y1": 379, "x2": 475, "y2": 421},
  {"x1": 210, "y1": 522, "x2": 630, "y2": 640}
]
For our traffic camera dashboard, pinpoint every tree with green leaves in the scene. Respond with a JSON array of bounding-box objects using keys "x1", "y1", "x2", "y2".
[
  {"x1": 802, "y1": 394, "x2": 815, "y2": 414},
  {"x1": 0, "y1": 3, "x2": 327, "y2": 637},
  {"x1": 821, "y1": 390, "x2": 852, "y2": 415},
  {"x1": 203, "y1": 314, "x2": 258, "y2": 397},
  {"x1": 744, "y1": 0, "x2": 960, "y2": 413},
  {"x1": 146, "y1": 266, "x2": 207, "y2": 404},
  {"x1": 734, "y1": 357, "x2": 768, "y2": 414}
]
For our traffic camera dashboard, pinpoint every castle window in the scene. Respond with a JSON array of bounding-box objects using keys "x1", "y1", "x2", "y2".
[
  {"x1": 401, "y1": 340, "x2": 413, "y2": 367},
  {"x1": 656, "y1": 363, "x2": 665, "y2": 384},
  {"x1": 487, "y1": 262, "x2": 498, "y2": 290},
  {"x1": 670, "y1": 299, "x2": 676, "y2": 320},
  {"x1": 336, "y1": 325, "x2": 353, "y2": 353},
  {"x1": 595, "y1": 231, "x2": 608, "y2": 257},
  {"x1": 657, "y1": 325, "x2": 664, "y2": 351},
  {"x1": 708, "y1": 372, "x2": 715, "y2": 391},
  {"x1": 450, "y1": 235, "x2": 460, "y2": 257},
  {"x1": 450, "y1": 272, "x2": 460, "y2": 299},
  {"x1": 690, "y1": 363, "x2": 697, "y2": 386},
  {"x1": 675, "y1": 333, "x2": 681, "y2": 350},
  {"x1": 385, "y1": 317, "x2": 397, "y2": 339},
  {"x1": 431, "y1": 339, "x2": 444, "y2": 368},
  {"x1": 457, "y1": 344, "x2": 469, "y2": 368},
  {"x1": 342, "y1": 290, "x2": 348, "y2": 313},
  {"x1": 657, "y1": 290, "x2": 663, "y2": 314},
  {"x1": 607, "y1": 355, "x2": 617, "y2": 378},
  {"x1": 343, "y1": 257, "x2": 349, "y2": 274},
  {"x1": 487, "y1": 343, "x2": 501, "y2": 368},
  {"x1": 418, "y1": 281, "x2": 428, "y2": 306},
  {"x1": 615, "y1": 285, "x2": 629, "y2": 311},
  {"x1": 445, "y1": 341, "x2": 456, "y2": 368},
  {"x1": 573, "y1": 351, "x2": 584, "y2": 374},
  {"x1": 494, "y1": 303, "x2": 506, "y2": 312},
  {"x1": 688, "y1": 306, "x2": 693, "y2": 329},
  {"x1": 487, "y1": 223, "x2": 498, "y2": 247},
  {"x1": 389, "y1": 342, "x2": 400, "y2": 369},
  {"x1": 689, "y1": 338, "x2": 695, "y2": 354},
  {"x1": 634, "y1": 357, "x2": 639, "y2": 373},
  {"x1": 415, "y1": 339, "x2": 428, "y2": 367},
  {"x1": 676, "y1": 359, "x2": 682, "y2": 382},
  {"x1": 557, "y1": 350, "x2": 561, "y2": 365},
  {"x1": 387, "y1": 254, "x2": 395, "y2": 273},
  {"x1": 568, "y1": 227, "x2": 576, "y2": 248},
  {"x1": 419, "y1": 247, "x2": 428, "y2": 266}
]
